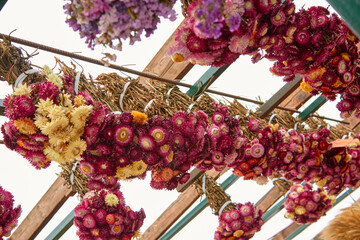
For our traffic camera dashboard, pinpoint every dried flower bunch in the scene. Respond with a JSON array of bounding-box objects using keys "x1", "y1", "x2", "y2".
[
  {"x1": 0, "y1": 186, "x2": 21, "y2": 239},
  {"x1": 74, "y1": 188, "x2": 145, "y2": 240},
  {"x1": 64, "y1": 0, "x2": 177, "y2": 50},
  {"x1": 2, "y1": 66, "x2": 92, "y2": 169},
  {"x1": 284, "y1": 183, "x2": 334, "y2": 224}
]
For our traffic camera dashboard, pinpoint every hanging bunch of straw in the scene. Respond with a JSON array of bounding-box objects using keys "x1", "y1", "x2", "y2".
[
  {"x1": 318, "y1": 199, "x2": 360, "y2": 240},
  {"x1": 193, "y1": 174, "x2": 236, "y2": 215},
  {"x1": 270, "y1": 173, "x2": 293, "y2": 196},
  {"x1": 59, "y1": 162, "x2": 90, "y2": 198},
  {"x1": 0, "y1": 39, "x2": 44, "y2": 86}
]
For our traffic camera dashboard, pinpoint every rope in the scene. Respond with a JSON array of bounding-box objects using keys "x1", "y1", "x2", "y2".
[{"x1": 0, "y1": 33, "x2": 349, "y2": 125}]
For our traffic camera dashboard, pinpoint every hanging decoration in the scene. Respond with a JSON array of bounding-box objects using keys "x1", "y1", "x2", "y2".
[
  {"x1": 63, "y1": 0, "x2": 177, "y2": 50},
  {"x1": 74, "y1": 188, "x2": 145, "y2": 240},
  {"x1": 194, "y1": 174, "x2": 263, "y2": 240},
  {"x1": 0, "y1": 186, "x2": 21, "y2": 239},
  {"x1": 170, "y1": 0, "x2": 360, "y2": 119},
  {"x1": 284, "y1": 183, "x2": 334, "y2": 224}
]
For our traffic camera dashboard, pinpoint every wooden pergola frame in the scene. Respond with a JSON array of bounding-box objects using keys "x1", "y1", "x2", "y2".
[{"x1": 3, "y1": 1, "x2": 360, "y2": 239}]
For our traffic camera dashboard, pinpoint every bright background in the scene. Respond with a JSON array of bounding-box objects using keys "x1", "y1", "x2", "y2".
[{"x1": 0, "y1": 0, "x2": 359, "y2": 239}]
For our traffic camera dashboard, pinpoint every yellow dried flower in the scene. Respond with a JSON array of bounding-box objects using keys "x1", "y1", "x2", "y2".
[
  {"x1": 47, "y1": 73, "x2": 63, "y2": 89},
  {"x1": 13, "y1": 117, "x2": 37, "y2": 135},
  {"x1": 131, "y1": 160, "x2": 147, "y2": 177},
  {"x1": 42, "y1": 65, "x2": 53, "y2": 75},
  {"x1": 34, "y1": 114, "x2": 50, "y2": 130},
  {"x1": 64, "y1": 139, "x2": 87, "y2": 161},
  {"x1": 295, "y1": 205, "x2": 306, "y2": 215},
  {"x1": 44, "y1": 146, "x2": 66, "y2": 164},
  {"x1": 131, "y1": 111, "x2": 148, "y2": 125},
  {"x1": 116, "y1": 166, "x2": 133, "y2": 180},
  {"x1": 47, "y1": 105, "x2": 67, "y2": 121},
  {"x1": 41, "y1": 117, "x2": 69, "y2": 135},
  {"x1": 233, "y1": 230, "x2": 244, "y2": 237},
  {"x1": 36, "y1": 98, "x2": 54, "y2": 116},
  {"x1": 105, "y1": 193, "x2": 119, "y2": 207},
  {"x1": 285, "y1": 212, "x2": 295, "y2": 220},
  {"x1": 74, "y1": 95, "x2": 86, "y2": 107},
  {"x1": 300, "y1": 81, "x2": 313, "y2": 93},
  {"x1": 71, "y1": 105, "x2": 93, "y2": 126},
  {"x1": 13, "y1": 83, "x2": 32, "y2": 97},
  {"x1": 58, "y1": 93, "x2": 73, "y2": 108}
]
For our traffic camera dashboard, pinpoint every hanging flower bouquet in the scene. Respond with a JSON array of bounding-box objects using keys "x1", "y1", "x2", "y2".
[
  {"x1": 0, "y1": 186, "x2": 21, "y2": 239},
  {"x1": 63, "y1": 0, "x2": 177, "y2": 50},
  {"x1": 194, "y1": 174, "x2": 263, "y2": 240},
  {"x1": 74, "y1": 189, "x2": 145, "y2": 240},
  {"x1": 2, "y1": 66, "x2": 91, "y2": 169},
  {"x1": 284, "y1": 183, "x2": 334, "y2": 224},
  {"x1": 168, "y1": 0, "x2": 296, "y2": 66}
]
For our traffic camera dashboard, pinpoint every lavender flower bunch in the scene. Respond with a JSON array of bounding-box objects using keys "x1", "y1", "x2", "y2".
[{"x1": 64, "y1": 0, "x2": 177, "y2": 50}]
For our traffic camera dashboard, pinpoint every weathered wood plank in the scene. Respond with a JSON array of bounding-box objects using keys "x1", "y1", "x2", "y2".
[
  {"x1": 256, "y1": 186, "x2": 283, "y2": 213},
  {"x1": 279, "y1": 87, "x2": 312, "y2": 109},
  {"x1": 139, "y1": 168, "x2": 226, "y2": 240},
  {"x1": 256, "y1": 76, "x2": 302, "y2": 118},
  {"x1": 271, "y1": 222, "x2": 301, "y2": 240},
  {"x1": 9, "y1": 177, "x2": 74, "y2": 240},
  {"x1": 138, "y1": 20, "x2": 193, "y2": 85}
]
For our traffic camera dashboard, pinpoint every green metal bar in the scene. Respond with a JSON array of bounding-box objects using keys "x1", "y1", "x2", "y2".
[
  {"x1": 186, "y1": 65, "x2": 229, "y2": 100},
  {"x1": 298, "y1": 96, "x2": 327, "y2": 121},
  {"x1": 0, "y1": 99, "x2": 4, "y2": 116},
  {"x1": 327, "y1": 0, "x2": 360, "y2": 38},
  {"x1": 0, "y1": 0, "x2": 7, "y2": 11},
  {"x1": 261, "y1": 197, "x2": 286, "y2": 223},
  {"x1": 159, "y1": 174, "x2": 239, "y2": 240},
  {"x1": 285, "y1": 188, "x2": 354, "y2": 240},
  {"x1": 44, "y1": 209, "x2": 75, "y2": 240}
]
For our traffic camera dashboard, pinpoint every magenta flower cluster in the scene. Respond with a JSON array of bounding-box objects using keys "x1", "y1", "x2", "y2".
[
  {"x1": 168, "y1": 0, "x2": 295, "y2": 66},
  {"x1": 74, "y1": 189, "x2": 145, "y2": 240},
  {"x1": 0, "y1": 186, "x2": 21, "y2": 239},
  {"x1": 284, "y1": 183, "x2": 333, "y2": 224},
  {"x1": 64, "y1": 0, "x2": 177, "y2": 49},
  {"x1": 214, "y1": 202, "x2": 263, "y2": 240}
]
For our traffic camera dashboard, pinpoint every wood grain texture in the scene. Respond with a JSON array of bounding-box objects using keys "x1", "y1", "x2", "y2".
[
  {"x1": 10, "y1": 177, "x2": 74, "y2": 240},
  {"x1": 138, "y1": 20, "x2": 193, "y2": 87},
  {"x1": 256, "y1": 186, "x2": 283, "y2": 212},
  {"x1": 271, "y1": 222, "x2": 301, "y2": 240},
  {"x1": 139, "y1": 168, "x2": 226, "y2": 240},
  {"x1": 279, "y1": 87, "x2": 312, "y2": 109}
]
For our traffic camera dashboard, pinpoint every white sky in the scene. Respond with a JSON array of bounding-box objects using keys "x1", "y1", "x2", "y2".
[{"x1": 0, "y1": 0, "x2": 359, "y2": 240}]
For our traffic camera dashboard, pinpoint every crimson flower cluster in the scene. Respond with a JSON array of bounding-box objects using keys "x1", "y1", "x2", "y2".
[
  {"x1": 284, "y1": 183, "x2": 333, "y2": 224},
  {"x1": 0, "y1": 186, "x2": 21, "y2": 239},
  {"x1": 215, "y1": 202, "x2": 263, "y2": 240},
  {"x1": 74, "y1": 189, "x2": 145, "y2": 240}
]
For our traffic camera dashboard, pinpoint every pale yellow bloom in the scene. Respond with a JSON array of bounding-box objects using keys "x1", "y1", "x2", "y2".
[
  {"x1": 47, "y1": 105, "x2": 67, "y2": 121},
  {"x1": 41, "y1": 117, "x2": 69, "y2": 135},
  {"x1": 70, "y1": 105, "x2": 93, "y2": 126},
  {"x1": 64, "y1": 139, "x2": 87, "y2": 161},
  {"x1": 44, "y1": 146, "x2": 66, "y2": 164},
  {"x1": 131, "y1": 160, "x2": 148, "y2": 177},
  {"x1": 116, "y1": 165, "x2": 133, "y2": 180},
  {"x1": 48, "y1": 73, "x2": 63, "y2": 89},
  {"x1": 42, "y1": 65, "x2": 53, "y2": 75},
  {"x1": 13, "y1": 83, "x2": 32, "y2": 97},
  {"x1": 105, "y1": 193, "x2": 119, "y2": 207},
  {"x1": 58, "y1": 93, "x2": 73, "y2": 108},
  {"x1": 74, "y1": 95, "x2": 86, "y2": 107},
  {"x1": 34, "y1": 114, "x2": 50, "y2": 130},
  {"x1": 36, "y1": 98, "x2": 55, "y2": 116}
]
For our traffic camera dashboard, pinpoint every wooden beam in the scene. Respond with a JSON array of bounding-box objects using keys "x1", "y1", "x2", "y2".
[
  {"x1": 256, "y1": 186, "x2": 283, "y2": 213},
  {"x1": 9, "y1": 177, "x2": 74, "y2": 240},
  {"x1": 176, "y1": 168, "x2": 204, "y2": 193},
  {"x1": 139, "y1": 168, "x2": 226, "y2": 240},
  {"x1": 279, "y1": 88, "x2": 312, "y2": 109},
  {"x1": 271, "y1": 222, "x2": 302, "y2": 240},
  {"x1": 138, "y1": 20, "x2": 193, "y2": 86},
  {"x1": 256, "y1": 76, "x2": 302, "y2": 118}
]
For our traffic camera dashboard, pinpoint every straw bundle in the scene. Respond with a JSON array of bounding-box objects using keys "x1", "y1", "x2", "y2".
[
  {"x1": 318, "y1": 199, "x2": 360, "y2": 240},
  {"x1": 270, "y1": 173, "x2": 293, "y2": 196},
  {"x1": 194, "y1": 174, "x2": 236, "y2": 215},
  {"x1": 59, "y1": 162, "x2": 90, "y2": 198},
  {"x1": 0, "y1": 39, "x2": 44, "y2": 87}
]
